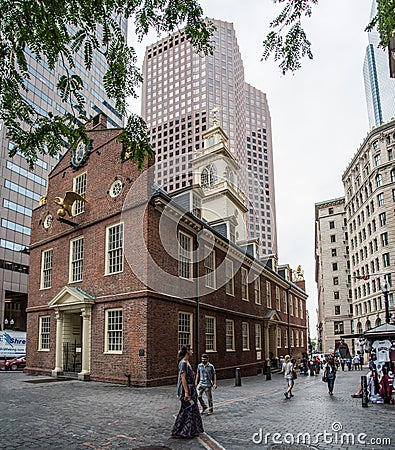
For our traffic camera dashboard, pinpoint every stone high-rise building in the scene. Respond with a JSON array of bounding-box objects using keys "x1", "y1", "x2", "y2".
[
  {"x1": 0, "y1": 21, "x2": 126, "y2": 332},
  {"x1": 315, "y1": 198, "x2": 352, "y2": 353},
  {"x1": 141, "y1": 19, "x2": 277, "y2": 257},
  {"x1": 342, "y1": 119, "x2": 395, "y2": 336}
]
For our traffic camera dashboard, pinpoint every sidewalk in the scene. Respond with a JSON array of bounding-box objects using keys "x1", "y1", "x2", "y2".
[{"x1": 0, "y1": 368, "x2": 393, "y2": 449}]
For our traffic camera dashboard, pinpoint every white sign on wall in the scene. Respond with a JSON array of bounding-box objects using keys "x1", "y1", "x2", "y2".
[{"x1": 0, "y1": 331, "x2": 27, "y2": 357}]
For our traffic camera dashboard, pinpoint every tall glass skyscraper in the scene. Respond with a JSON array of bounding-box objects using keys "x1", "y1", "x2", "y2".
[
  {"x1": 363, "y1": 0, "x2": 395, "y2": 128},
  {"x1": 0, "y1": 21, "x2": 126, "y2": 332},
  {"x1": 141, "y1": 19, "x2": 277, "y2": 256}
]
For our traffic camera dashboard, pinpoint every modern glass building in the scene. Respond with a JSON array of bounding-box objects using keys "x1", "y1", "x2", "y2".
[
  {"x1": 141, "y1": 19, "x2": 277, "y2": 256},
  {"x1": 0, "y1": 22, "x2": 126, "y2": 332},
  {"x1": 363, "y1": 0, "x2": 395, "y2": 129}
]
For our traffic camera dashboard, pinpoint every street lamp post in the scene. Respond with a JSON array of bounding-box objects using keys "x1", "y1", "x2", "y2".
[{"x1": 381, "y1": 279, "x2": 391, "y2": 324}]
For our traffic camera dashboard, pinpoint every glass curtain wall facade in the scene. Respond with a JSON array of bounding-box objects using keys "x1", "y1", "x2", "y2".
[
  {"x1": 0, "y1": 21, "x2": 126, "y2": 332},
  {"x1": 141, "y1": 19, "x2": 277, "y2": 256},
  {"x1": 363, "y1": 0, "x2": 395, "y2": 129}
]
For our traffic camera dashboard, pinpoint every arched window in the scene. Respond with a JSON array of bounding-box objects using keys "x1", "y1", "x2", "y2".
[
  {"x1": 357, "y1": 322, "x2": 363, "y2": 334},
  {"x1": 225, "y1": 166, "x2": 234, "y2": 186},
  {"x1": 201, "y1": 164, "x2": 217, "y2": 188},
  {"x1": 375, "y1": 317, "x2": 382, "y2": 327},
  {"x1": 365, "y1": 320, "x2": 371, "y2": 330}
]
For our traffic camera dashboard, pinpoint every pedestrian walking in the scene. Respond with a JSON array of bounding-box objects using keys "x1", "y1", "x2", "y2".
[
  {"x1": 352, "y1": 354, "x2": 360, "y2": 371},
  {"x1": 281, "y1": 354, "x2": 294, "y2": 399},
  {"x1": 359, "y1": 352, "x2": 364, "y2": 370},
  {"x1": 323, "y1": 356, "x2": 337, "y2": 395},
  {"x1": 195, "y1": 353, "x2": 217, "y2": 415},
  {"x1": 171, "y1": 345, "x2": 204, "y2": 439}
]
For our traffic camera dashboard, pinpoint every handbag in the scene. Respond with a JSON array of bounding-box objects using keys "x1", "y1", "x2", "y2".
[
  {"x1": 322, "y1": 374, "x2": 328, "y2": 382},
  {"x1": 292, "y1": 369, "x2": 297, "y2": 379}
]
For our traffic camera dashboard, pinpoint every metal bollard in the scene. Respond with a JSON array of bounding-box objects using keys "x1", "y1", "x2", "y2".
[
  {"x1": 235, "y1": 367, "x2": 242, "y2": 386},
  {"x1": 361, "y1": 375, "x2": 368, "y2": 407},
  {"x1": 266, "y1": 359, "x2": 272, "y2": 381}
]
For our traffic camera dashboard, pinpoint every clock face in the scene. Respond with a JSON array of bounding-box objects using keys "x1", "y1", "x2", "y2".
[
  {"x1": 71, "y1": 140, "x2": 91, "y2": 168},
  {"x1": 43, "y1": 214, "x2": 53, "y2": 229}
]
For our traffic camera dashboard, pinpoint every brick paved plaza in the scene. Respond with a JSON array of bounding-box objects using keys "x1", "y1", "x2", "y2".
[{"x1": 0, "y1": 369, "x2": 393, "y2": 450}]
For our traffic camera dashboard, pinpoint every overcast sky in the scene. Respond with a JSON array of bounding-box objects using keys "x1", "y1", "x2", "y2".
[{"x1": 128, "y1": 0, "x2": 374, "y2": 336}]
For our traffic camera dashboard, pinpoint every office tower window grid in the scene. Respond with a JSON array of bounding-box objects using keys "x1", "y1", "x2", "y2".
[
  {"x1": 0, "y1": 20, "x2": 127, "y2": 331},
  {"x1": 142, "y1": 19, "x2": 277, "y2": 256}
]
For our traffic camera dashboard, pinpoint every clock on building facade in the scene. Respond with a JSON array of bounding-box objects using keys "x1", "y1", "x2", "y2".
[{"x1": 71, "y1": 139, "x2": 92, "y2": 168}]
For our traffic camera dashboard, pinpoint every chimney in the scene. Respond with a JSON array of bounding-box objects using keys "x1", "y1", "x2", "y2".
[{"x1": 86, "y1": 113, "x2": 108, "y2": 130}]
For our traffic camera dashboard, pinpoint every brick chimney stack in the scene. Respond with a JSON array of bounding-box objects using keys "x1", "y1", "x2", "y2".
[{"x1": 86, "y1": 113, "x2": 108, "y2": 130}]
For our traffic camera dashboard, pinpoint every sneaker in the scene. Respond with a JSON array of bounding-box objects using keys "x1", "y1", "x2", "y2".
[
  {"x1": 207, "y1": 410, "x2": 213, "y2": 415},
  {"x1": 289, "y1": 393, "x2": 294, "y2": 397},
  {"x1": 200, "y1": 407, "x2": 207, "y2": 414},
  {"x1": 284, "y1": 392, "x2": 289, "y2": 399}
]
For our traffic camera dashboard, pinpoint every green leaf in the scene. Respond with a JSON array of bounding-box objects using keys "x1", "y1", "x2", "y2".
[{"x1": 1, "y1": 0, "x2": 213, "y2": 170}]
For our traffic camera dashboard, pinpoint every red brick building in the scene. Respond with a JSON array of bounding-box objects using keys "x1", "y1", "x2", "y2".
[{"x1": 26, "y1": 114, "x2": 307, "y2": 385}]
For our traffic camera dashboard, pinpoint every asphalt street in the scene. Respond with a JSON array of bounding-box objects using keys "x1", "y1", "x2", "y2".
[{"x1": 0, "y1": 368, "x2": 393, "y2": 450}]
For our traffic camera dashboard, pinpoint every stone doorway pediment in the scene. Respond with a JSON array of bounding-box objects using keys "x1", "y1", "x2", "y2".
[
  {"x1": 263, "y1": 309, "x2": 281, "y2": 322},
  {"x1": 48, "y1": 286, "x2": 95, "y2": 311}
]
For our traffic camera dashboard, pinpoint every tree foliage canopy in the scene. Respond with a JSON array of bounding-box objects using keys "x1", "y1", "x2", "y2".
[
  {"x1": 0, "y1": 0, "x2": 214, "y2": 169},
  {"x1": 263, "y1": 0, "x2": 395, "y2": 75}
]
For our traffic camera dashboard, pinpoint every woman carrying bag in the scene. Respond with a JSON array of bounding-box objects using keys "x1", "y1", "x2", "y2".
[{"x1": 323, "y1": 356, "x2": 337, "y2": 396}]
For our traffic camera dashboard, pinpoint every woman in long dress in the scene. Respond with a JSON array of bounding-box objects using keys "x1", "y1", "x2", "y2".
[{"x1": 171, "y1": 345, "x2": 204, "y2": 439}]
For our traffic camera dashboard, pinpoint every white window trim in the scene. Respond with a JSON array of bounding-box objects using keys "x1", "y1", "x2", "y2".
[
  {"x1": 72, "y1": 172, "x2": 87, "y2": 216},
  {"x1": 225, "y1": 259, "x2": 234, "y2": 296},
  {"x1": 226, "y1": 319, "x2": 235, "y2": 351},
  {"x1": 241, "y1": 267, "x2": 249, "y2": 301},
  {"x1": 104, "y1": 308, "x2": 123, "y2": 354},
  {"x1": 284, "y1": 329, "x2": 288, "y2": 348},
  {"x1": 40, "y1": 248, "x2": 53, "y2": 290},
  {"x1": 242, "y1": 322, "x2": 250, "y2": 351},
  {"x1": 178, "y1": 230, "x2": 193, "y2": 280},
  {"x1": 255, "y1": 323, "x2": 262, "y2": 350},
  {"x1": 254, "y1": 278, "x2": 261, "y2": 304},
  {"x1": 69, "y1": 236, "x2": 84, "y2": 283},
  {"x1": 266, "y1": 281, "x2": 272, "y2": 308},
  {"x1": 205, "y1": 315, "x2": 217, "y2": 352},
  {"x1": 38, "y1": 316, "x2": 50, "y2": 351},
  {"x1": 204, "y1": 247, "x2": 216, "y2": 289},
  {"x1": 178, "y1": 311, "x2": 193, "y2": 348},
  {"x1": 275, "y1": 286, "x2": 281, "y2": 311},
  {"x1": 277, "y1": 327, "x2": 281, "y2": 348},
  {"x1": 105, "y1": 222, "x2": 124, "y2": 275},
  {"x1": 283, "y1": 290, "x2": 288, "y2": 313}
]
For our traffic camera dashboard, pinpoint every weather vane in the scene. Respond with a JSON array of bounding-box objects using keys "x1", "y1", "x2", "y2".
[
  {"x1": 211, "y1": 105, "x2": 222, "y2": 127},
  {"x1": 294, "y1": 265, "x2": 305, "y2": 281}
]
